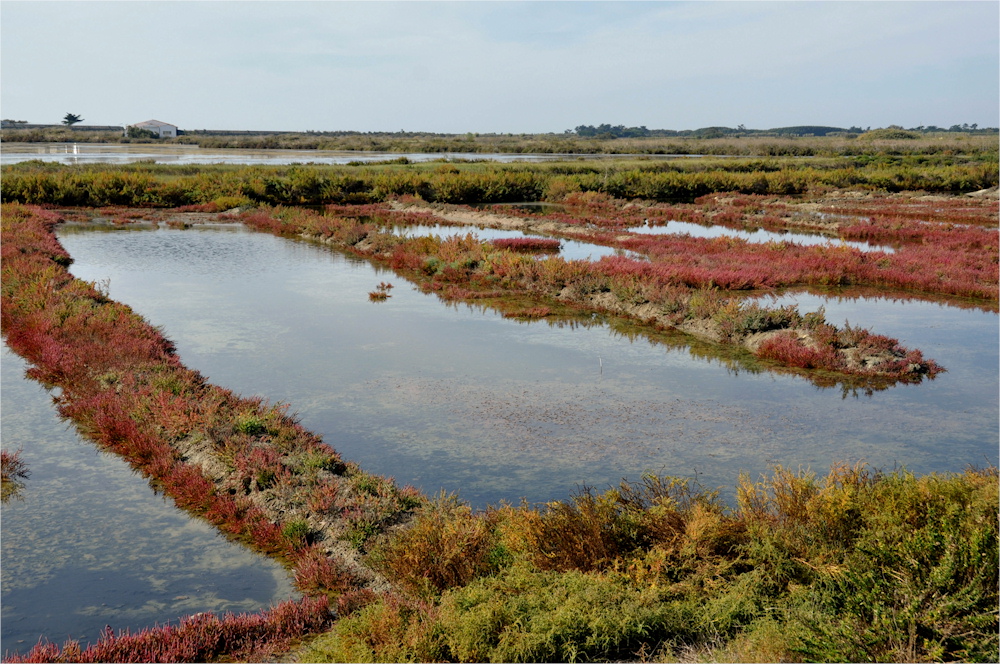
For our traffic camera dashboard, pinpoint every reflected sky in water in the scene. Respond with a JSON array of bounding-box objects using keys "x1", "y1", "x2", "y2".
[
  {"x1": 390, "y1": 223, "x2": 633, "y2": 261},
  {"x1": 628, "y1": 219, "x2": 895, "y2": 253},
  {"x1": 0, "y1": 346, "x2": 297, "y2": 657},
  {"x1": 53, "y1": 225, "x2": 998, "y2": 511},
  {"x1": 0, "y1": 143, "x2": 691, "y2": 167}
]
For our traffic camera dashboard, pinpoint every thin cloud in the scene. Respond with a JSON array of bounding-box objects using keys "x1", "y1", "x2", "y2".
[{"x1": 1, "y1": 1, "x2": 996, "y2": 132}]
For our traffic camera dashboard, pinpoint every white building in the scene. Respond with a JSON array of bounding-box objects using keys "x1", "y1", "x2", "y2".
[{"x1": 129, "y1": 119, "x2": 178, "y2": 138}]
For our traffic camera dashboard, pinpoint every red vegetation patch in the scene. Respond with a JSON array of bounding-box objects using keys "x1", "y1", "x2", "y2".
[
  {"x1": 1, "y1": 448, "x2": 30, "y2": 484},
  {"x1": 1, "y1": 204, "x2": 424, "y2": 659},
  {"x1": 3, "y1": 597, "x2": 332, "y2": 663},
  {"x1": 757, "y1": 331, "x2": 843, "y2": 370},
  {"x1": 502, "y1": 306, "x2": 552, "y2": 319},
  {"x1": 822, "y1": 196, "x2": 999, "y2": 228},
  {"x1": 490, "y1": 191, "x2": 998, "y2": 302},
  {"x1": 491, "y1": 237, "x2": 562, "y2": 253},
  {"x1": 755, "y1": 324, "x2": 943, "y2": 379},
  {"x1": 369, "y1": 281, "x2": 393, "y2": 301},
  {"x1": 293, "y1": 545, "x2": 364, "y2": 597},
  {"x1": 1, "y1": 448, "x2": 30, "y2": 501},
  {"x1": 335, "y1": 588, "x2": 380, "y2": 617}
]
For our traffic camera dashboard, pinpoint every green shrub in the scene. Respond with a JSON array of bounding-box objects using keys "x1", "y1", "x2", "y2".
[
  {"x1": 282, "y1": 519, "x2": 312, "y2": 545},
  {"x1": 302, "y1": 450, "x2": 343, "y2": 474},
  {"x1": 255, "y1": 468, "x2": 277, "y2": 490},
  {"x1": 437, "y1": 567, "x2": 698, "y2": 663},
  {"x1": 306, "y1": 465, "x2": 997, "y2": 663},
  {"x1": 370, "y1": 493, "x2": 498, "y2": 598},
  {"x1": 234, "y1": 413, "x2": 267, "y2": 436},
  {"x1": 785, "y1": 468, "x2": 1000, "y2": 662},
  {"x1": 302, "y1": 594, "x2": 446, "y2": 663}
]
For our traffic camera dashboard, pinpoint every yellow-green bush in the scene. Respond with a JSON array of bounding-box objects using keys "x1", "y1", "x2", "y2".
[{"x1": 304, "y1": 465, "x2": 997, "y2": 663}]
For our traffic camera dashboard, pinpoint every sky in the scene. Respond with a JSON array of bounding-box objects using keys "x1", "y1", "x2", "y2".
[{"x1": 1, "y1": 1, "x2": 997, "y2": 133}]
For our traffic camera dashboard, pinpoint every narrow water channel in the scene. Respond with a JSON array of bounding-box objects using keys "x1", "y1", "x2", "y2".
[
  {"x1": 628, "y1": 219, "x2": 895, "y2": 252},
  {"x1": 0, "y1": 347, "x2": 298, "y2": 657}
]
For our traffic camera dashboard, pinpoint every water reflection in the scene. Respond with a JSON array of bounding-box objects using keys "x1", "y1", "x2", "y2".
[
  {"x1": 388, "y1": 223, "x2": 634, "y2": 260},
  {"x1": 1, "y1": 143, "x2": 694, "y2": 167},
  {"x1": 54, "y1": 225, "x2": 998, "y2": 511},
  {"x1": 0, "y1": 346, "x2": 297, "y2": 657},
  {"x1": 629, "y1": 219, "x2": 895, "y2": 253}
]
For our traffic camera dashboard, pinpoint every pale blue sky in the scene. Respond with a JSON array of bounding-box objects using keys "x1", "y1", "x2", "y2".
[{"x1": 1, "y1": 1, "x2": 997, "y2": 132}]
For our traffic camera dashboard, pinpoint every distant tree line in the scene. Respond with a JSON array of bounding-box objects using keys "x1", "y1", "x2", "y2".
[
  {"x1": 569, "y1": 123, "x2": 998, "y2": 138},
  {"x1": 571, "y1": 124, "x2": 654, "y2": 138}
]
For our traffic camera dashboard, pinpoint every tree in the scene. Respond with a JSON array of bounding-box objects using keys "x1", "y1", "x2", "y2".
[
  {"x1": 62, "y1": 113, "x2": 83, "y2": 127},
  {"x1": 126, "y1": 126, "x2": 158, "y2": 139}
]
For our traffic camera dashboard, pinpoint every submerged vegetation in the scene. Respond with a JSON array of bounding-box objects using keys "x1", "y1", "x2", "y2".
[
  {"x1": 1, "y1": 136, "x2": 997, "y2": 662},
  {"x1": 0, "y1": 448, "x2": 30, "y2": 503}
]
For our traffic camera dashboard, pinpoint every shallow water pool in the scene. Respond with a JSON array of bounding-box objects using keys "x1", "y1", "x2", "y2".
[{"x1": 51, "y1": 224, "x2": 997, "y2": 513}]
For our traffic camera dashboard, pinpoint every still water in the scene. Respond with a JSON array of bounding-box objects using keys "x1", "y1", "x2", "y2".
[
  {"x1": 628, "y1": 219, "x2": 895, "y2": 253},
  {"x1": 0, "y1": 347, "x2": 297, "y2": 657},
  {"x1": 390, "y1": 224, "x2": 636, "y2": 261},
  {"x1": 0, "y1": 143, "x2": 687, "y2": 167},
  {"x1": 53, "y1": 224, "x2": 998, "y2": 511}
]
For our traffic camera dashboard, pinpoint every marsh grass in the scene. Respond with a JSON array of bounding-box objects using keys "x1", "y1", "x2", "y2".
[
  {"x1": 304, "y1": 464, "x2": 998, "y2": 663},
  {"x1": 2, "y1": 146, "x2": 996, "y2": 209}
]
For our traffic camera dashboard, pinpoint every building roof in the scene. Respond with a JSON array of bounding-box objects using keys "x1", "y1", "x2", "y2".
[{"x1": 133, "y1": 119, "x2": 178, "y2": 128}]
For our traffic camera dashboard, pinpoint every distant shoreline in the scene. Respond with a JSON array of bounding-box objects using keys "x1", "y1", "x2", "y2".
[{"x1": 3, "y1": 127, "x2": 998, "y2": 160}]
